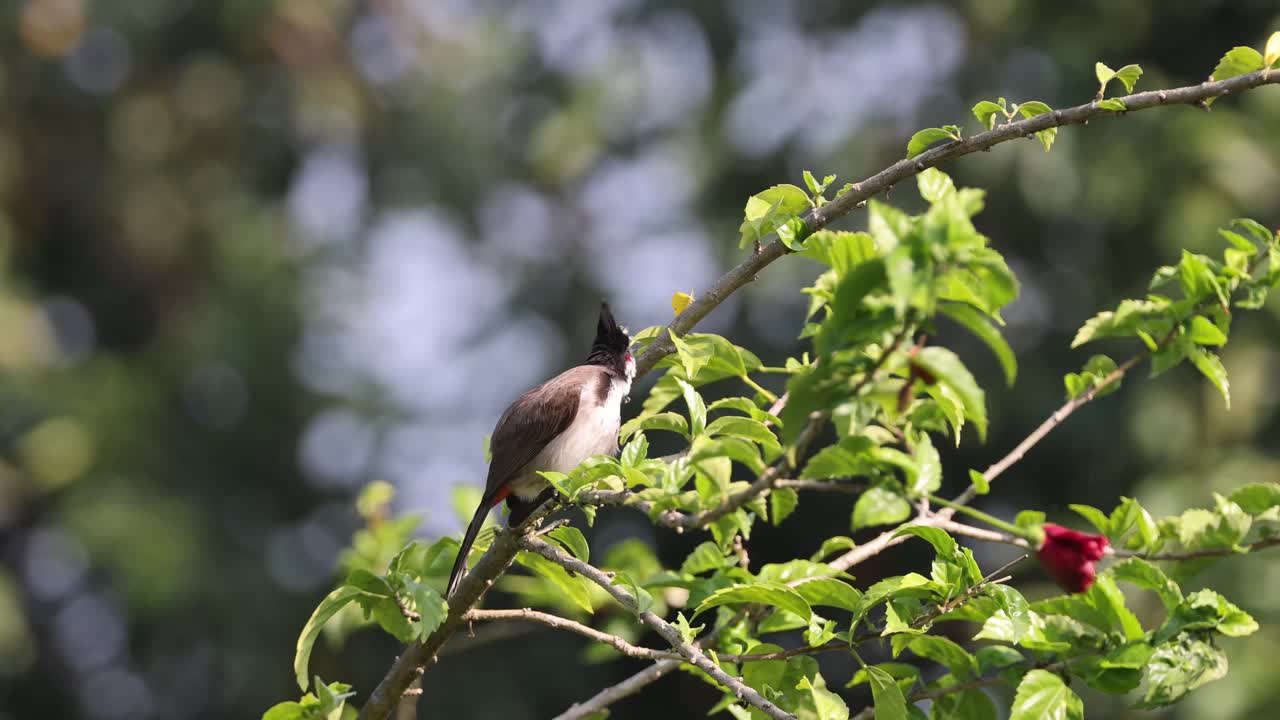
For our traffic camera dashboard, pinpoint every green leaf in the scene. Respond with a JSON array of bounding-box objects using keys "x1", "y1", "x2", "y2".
[
  {"x1": 1159, "y1": 589, "x2": 1258, "y2": 642},
  {"x1": 1094, "y1": 62, "x2": 1116, "y2": 86},
  {"x1": 1110, "y1": 558, "x2": 1182, "y2": 611},
  {"x1": 1010, "y1": 669, "x2": 1083, "y2": 720},
  {"x1": 1071, "y1": 298, "x2": 1170, "y2": 347},
  {"x1": 939, "y1": 302, "x2": 1017, "y2": 385},
  {"x1": 975, "y1": 585, "x2": 1033, "y2": 644},
  {"x1": 770, "y1": 487, "x2": 799, "y2": 526},
  {"x1": 620, "y1": 412, "x2": 689, "y2": 440},
  {"x1": 798, "y1": 673, "x2": 851, "y2": 720},
  {"x1": 1067, "y1": 504, "x2": 1110, "y2": 536},
  {"x1": 1063, "y1": 354, "x2": 1120, "y2": 401},
  {"x1": 853, "y1": 486, "x2": 911, "y2": 530},
  {"x1": 517, "y1": 551, "x2": 594, "y2": 614},
  {"x1": 1188, "y1": 315, "x2": 1227, "y2": 346},
  {"x1": 810, "y1": 536, "x2": 857, "y2": 562},
  {"x1": 548, "y1": 526, "x2": 590, "y2": 563},
  {"x1": 1089, "y1": 575, "x2": 1144, "y2": 641},
  {"x1": 681, "y1": 541, "x2": 732, "y2": 575},
  {"x1": 898, "y1": 635, "x2": 978, "y2": 680},
  {"x1": 611, "y1": 571, "x2": 654, "y2": 614},
  {"x1": 917, "y1": 168, "x2": 956, "y2": 203},
  {"x1": 1228, "y1": 482, "x2": 1280, "y2": 514},
  {"x1": 1096, "y1": 98, "x2": 1127, "y2": 112},
  {"x1": 896, "y1": 525, "x2": 957, "y2": 558},
  {"x1": 969, "y1": 469, "x2": 989, "y2": 495},
  {"x1": 794, "y1": 577, "x2": 863, "y2": 612},
  {"x1": 930, "y1": 689, "x2": 997, "y2": 720},
  {"x1": 693, "y1": 582, "x2": 812, "y2": 621},
  {"x1": 677, "y1": 378, "x2": 708, "y2": 436},
  {"x1": 1113, "y1": 64, "x2": 1142, "y2": 92},
  {"x1": 739, "y1": 184, "x2": 812, "y2": 249},
  {"x1": 906, "y1": 127, "x2": 956, "y2": 159},
  {"x1": 294, "y1": 586, "x2": 363, "y2": 690},
  {"x1": 1015, "y1": 101, "x2": 1057, "y2": 152},
  {"x1": 1187, "y1": 346, "x2": 1230, "y2": 408},
  {"x1": 705, "y1": 416, "x2": 780, "y2": 454},
  {"x1": 1267, "y1": 31, "x2": 1280, "y2": 68},
  {"x1": 1139, "y1": 633, "x2": 1228, "y2": 707},
  {"x1": 1212, "y1": 46, "x2": 1265, "y2": 81},
  {"x1": 1231, "y1": 217, "x2": 1275, "y2": 249},
  {"x1": 972, "y1": 100, "x2": 1004, "y2": 129},
  {"x1": 801, "y1": 437, "x2": 874, "y2": 480},
  {"x1": 865, "y1": 665, "x2": 909, "y2": 720},
  {"x1": 911, "y1": 347, "x2": 987, "y2": 442}
]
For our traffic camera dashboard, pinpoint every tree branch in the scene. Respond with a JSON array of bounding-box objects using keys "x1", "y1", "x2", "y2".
[
  {"x1": 462, "y1": 608, "x2": 679, "y2": 661},
  {"x1": 552, "y1": 659, "x2": 683, "y2": 720},
  {"x1": 518, "y1": 536, "x2": 798, "y2": 720}
]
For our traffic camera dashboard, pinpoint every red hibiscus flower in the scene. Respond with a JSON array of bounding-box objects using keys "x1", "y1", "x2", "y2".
[{"x1": 1036, "y1": 524, "x2": 1110, "y2": 593}]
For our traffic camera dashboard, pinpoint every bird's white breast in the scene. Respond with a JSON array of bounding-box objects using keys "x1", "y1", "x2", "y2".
[{"x1": 510, "y1": 373, "x2": 630, "y2": 500}]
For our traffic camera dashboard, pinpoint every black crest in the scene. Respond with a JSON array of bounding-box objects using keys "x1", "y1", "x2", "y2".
[{"x1": 586, "y1": 302, "x2": 630, "y2": 369}]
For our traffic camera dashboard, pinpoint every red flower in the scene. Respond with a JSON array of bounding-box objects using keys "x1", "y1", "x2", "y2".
[{"x1": 1036, "y1": 524, "x2": 1110, "y2": 593}]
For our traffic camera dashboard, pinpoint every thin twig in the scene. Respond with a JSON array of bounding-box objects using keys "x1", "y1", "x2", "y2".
[
  {"x1": 518, "y1": 536, "x2": 798, "y2": 720},
  {"x1": 552, "y1": 659, "x2": 683, "y2": 720},
  {"x1": 462, "y1": 608, "x2": 679, "y2": 661}
]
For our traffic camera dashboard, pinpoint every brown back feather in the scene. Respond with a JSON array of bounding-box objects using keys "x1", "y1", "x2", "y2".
[{"x1": 482, "y1": 365, "x2": 608, "y2": 501}]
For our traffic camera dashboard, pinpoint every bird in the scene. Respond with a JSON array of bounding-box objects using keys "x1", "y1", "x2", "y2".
[{"x1": 446, "y1": 302, "x2": 634, "y2": 598}]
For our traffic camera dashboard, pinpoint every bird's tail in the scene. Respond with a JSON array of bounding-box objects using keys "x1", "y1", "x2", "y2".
[{"x1": 446, "y1": 501, "x2": 493, "y2": 599}]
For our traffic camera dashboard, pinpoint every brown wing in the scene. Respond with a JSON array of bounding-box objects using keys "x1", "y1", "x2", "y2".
[{"x1": 483, "y1": 366, "x2": 605, "y2": 500}]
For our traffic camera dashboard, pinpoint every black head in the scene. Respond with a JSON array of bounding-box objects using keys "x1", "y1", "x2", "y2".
[{"x1": 586, "y1": 302, "x2": 634, "y2": 379}]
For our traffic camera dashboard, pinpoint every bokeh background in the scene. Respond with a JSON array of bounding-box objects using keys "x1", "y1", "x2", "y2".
[{"x1": 2, "y1": 1, "x2": 1279, "y2": 718}]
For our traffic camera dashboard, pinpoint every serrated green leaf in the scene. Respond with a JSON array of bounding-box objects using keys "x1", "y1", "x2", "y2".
[
  {"x1": 1095, "y1": 62, "x2": 1116, "y2": 86},
  {"x1": 705, "y1": 416, "x2": 780, "y2": 454},
  {"x1": 975, "y1": 585, "x2": 1034, "y2": 644},
  {"x1": 1016, "y1": 101, "x2": 1057, "y2": 152},
  {"x1": 1139, "y1": 634, "x2": 1228, "y2": 707},
  {"x1": 906, "y1": 127, "x2": 955, "y2": 159},
  {"x1": 917, "y1": 168, "x2": 955, "y2": 203},
  {"x1": 1068, "y1": 504, "x2": 1110, "y2": 536},
  {"x1": 619, "y1": 412, "x2": 689, "y2": 440},
  {"x1": 1212, "y1": 46, "x2": 1265, "y2": 81},
  {"x1": 548, "y1": 526, "x2": 590, "y2": 563},
  {"x1": 693, "y1": 582, "x2": 812, "y2": 621},
  {"x1": 770, "y1": 486, "x2": 799, "y2": 526},
  {"x1": 1187, "y1": 346, "x2": 1230, "y2": 408},
  {"x1": 801, "y1": 437, "x2": 875, "y2": 480},
  {"x1": 794, "y1": 577, "x2": 863, "y2": 612},
  {"x1": 899, "y1": 635, "x2": 978, "y2": 680},
  {"x1": 969, "y1": 469, "x2": 989, "y2": 495},
  {"x1": 677, "y1": 378, "x2": 707, "y2": 436},
  {"x1": 739, "y1": 184, "x2": 812, "y2": 249},
  {"x1": 1110, "y1": 558, "x2": 1182, "y2": 611},
  {"x1": 911, "y1": 347, "x2": 987, "y2": 442},
  {"x1": 939, "y1": 302, "x2": 1017, "y2": 386},
  {"x1": 972, "y1": 100, "x2": 1003, "y2": 130},
  {"x1": 1113, "y1": 64, "x2": 1142, "y2": 92},
  {"x1": 294, "y1": 586, "x2": 363, "y2": 690},
  {"x1": 517, "y1": 551, "x2": 594, "y2": 614},
  {"x1": 1010, "y1": 669, "x2": 1083, "y2": 720},
  {"x1": 853, "y1": 486, "x2": 911, "y2": 530},
  {"x1": 1188, "y1": 315, "x2": 1227, "y2": 346},
  {"x1": 866, "y1": 665, "x2": 909, "y2": 720},
  {"x1": 1228, "y1": 482, "x2": 1280, "y2": 514}
]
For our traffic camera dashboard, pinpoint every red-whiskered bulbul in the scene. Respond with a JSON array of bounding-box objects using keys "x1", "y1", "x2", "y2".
[{"x1": 447, "y1": 303, "x2": 634, "y2": 598}]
